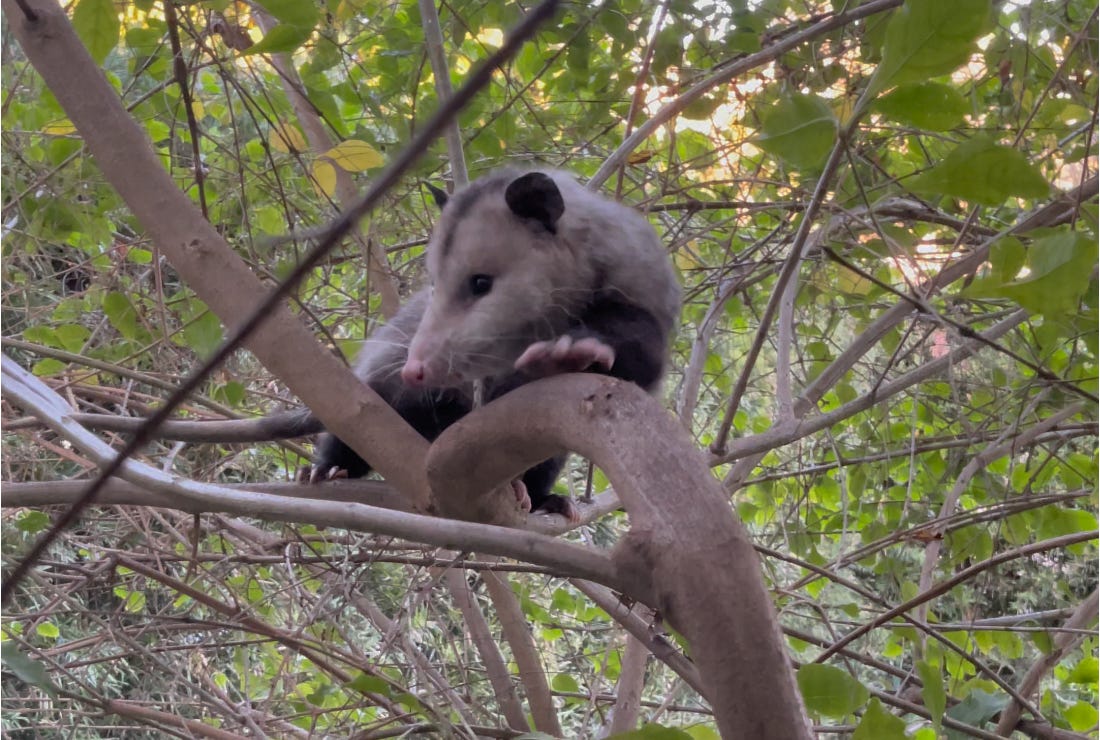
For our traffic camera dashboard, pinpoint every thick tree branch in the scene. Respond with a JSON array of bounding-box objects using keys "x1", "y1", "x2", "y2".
[{"x1": 425, "y1": 373, "x2": 812, "y2": 739}]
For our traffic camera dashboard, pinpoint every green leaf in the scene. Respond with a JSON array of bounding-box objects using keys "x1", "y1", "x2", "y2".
[
  {"x1": 873, "y1": 0, "x2": 990, "y2": 93},
  {"x1": 55, "y1": 324, "x2": 91, "y2": 353},
  {"x1": 909, "y1": 135, "x2": 1051, "y2": 205},
  {"x1": 683, "y1": 725, "x2": 721, "y2": 740},
  {"x1": 23, "y1": 326, "x2": 59, "y2": 347},
  {"x1": 102, "y1": 291, "x2": 141, "y2": 340},
  {"x1": 946, "y1": 689, "x2": 1005, "y2": 733},
  {"x1": 15, "y1": 510, "x2": 50, "y2": 534},
  {"x1": 346, "y1": 673, "x2": 390, "y2": 696},
  {"x1": 917, "y1": 660, "x2": 946, "y2": 730},
  {"x1": 551, "y1": 587, "x2": 577, "y2": 614},
  {"x1": 682, "y1": 93, "x2": 724, "y2": 121},
  {"x1": 1030, "y1": 629, "x2": 1054, "y2": 655},
  {"x1": 213, "y1": 381, "x2": 246, "y2": 407},
  {"x1": 551, "y1": 673, "x2": 579, "y2": 692},
  {"x1": 254, "y1": 0, "x2": 319, "y2": 28},
  {"x1": 874, "y1": 82, "x2": 968, "y2": 130},
  {"x1": 243, "y1": 24, "x2": 314, "y2": 56},
  {"x1": 127, "y1": 248, "x2": 153, "y2": 264},
  {"x1": 32, "y1": 359, "x2": 66, "y2": 376},
  {"x1": 182, "y1": 309, "x2": 224, "y2": 359},
  {"x1": 754, "y1": 93, "x2": 837, "y2": 171},
  {"x1": 1065, "y1": 700, "x2": 1100, "y2": 732},
  {"x1": 1067, "y1": 657, "x2": 1098, "y2": 685},
  {"x1": 1038, "y1": 506, "x2": 1098, "y2": 540},
  {"x1": 853, "y1": 698, "x2": 907, "y2": 740},
  {"x1": 999, "y1": 233, "x2": 1095, "y2": 318},
  {"x1": 72, "y1": 0, "x2": 121, "y2": 65},
  {"x1": 797, "y1": 664, "x2": 870, "y2": 717},
  {"x1": 35, "y1": 622, "x2": 60, "y2": 640},
  {"x1": 1, "y1": 643, "x2": 56, "y2": 694}
]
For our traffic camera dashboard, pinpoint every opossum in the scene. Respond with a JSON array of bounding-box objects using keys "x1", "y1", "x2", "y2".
[{"x1": 311, "y1": 169, "x2": 681, "y2": 519}]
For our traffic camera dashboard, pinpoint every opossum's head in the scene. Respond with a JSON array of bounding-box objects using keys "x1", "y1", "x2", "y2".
[{"x1": 402, "y1": 171, "x2": 596, "y2": 388}]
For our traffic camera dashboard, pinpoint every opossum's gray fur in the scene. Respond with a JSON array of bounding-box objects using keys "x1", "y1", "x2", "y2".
[
  {"x1": 314, "y1": 168, "x2": 680, "y2": 515},
  {"x1": 131, "y1": 168, "x2": 681, "y2": 516}
]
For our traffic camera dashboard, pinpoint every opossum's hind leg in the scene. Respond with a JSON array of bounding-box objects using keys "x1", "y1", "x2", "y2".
[
  {"x1": 304, "y1": 433, "x2": 373, "y2": 482},
  {"x1": 522, "y1": 455, "x2": 580, "y2": 522},
  {"x1": 302, "y1": 389, "x2": 473, "y2": 483}
]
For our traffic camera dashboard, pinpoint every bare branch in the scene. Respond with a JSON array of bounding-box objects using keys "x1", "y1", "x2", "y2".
[
  {"x1": 995, "y1": 588, "x2": 1100, "y2": 736},
  {"x1": 1, "y1": 358, "x2": 622, "y2": 589}
]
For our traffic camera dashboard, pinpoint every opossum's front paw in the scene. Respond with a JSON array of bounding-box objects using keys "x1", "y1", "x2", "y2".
[
  {"x1": 515, "y1": 336, "x2": 615, "y2": 378},
  {"x1": 296, "y1": 465, "x2": 348, "y2": 483}
]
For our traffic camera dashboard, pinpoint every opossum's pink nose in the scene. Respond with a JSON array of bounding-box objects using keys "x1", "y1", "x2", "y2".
[{"x1": 401, "y1": 358, "x2": 427, "y2": 387}]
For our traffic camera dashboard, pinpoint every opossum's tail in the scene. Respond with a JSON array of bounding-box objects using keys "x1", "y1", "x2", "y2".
[{"x1": 49, "y1": 408, "x2": 323, "y2": 443}]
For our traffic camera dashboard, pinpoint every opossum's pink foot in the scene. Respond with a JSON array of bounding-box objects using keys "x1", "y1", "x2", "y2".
[
  {"x1": 515, "y1": 336, "x2": 615, "y2": 377},
  {"x1": 299, "y1": 465, "x2": 347, "y2": 484},
  {"x1": 510, "y1": 479, "x2": 532, "y2": 512},
  {"x1": 536, "y1": 495, "x2": 581, "y2": 523}
]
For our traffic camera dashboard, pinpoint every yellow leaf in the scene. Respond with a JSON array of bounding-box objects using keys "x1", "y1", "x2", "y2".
[
  {"x1": 312, "y1": 160, "x2": 337, "y2": 199},
  {"x1": 190, "y1": 100, "x2": 204, "y2": 119},
  {"x1": 475, "y1": 28, "x2": 503, "y2": 47},
  {"x1": 271, "y1": 124, "x2": 306, "y2": 154},
  {"x1": 43, "y1": 119, "x2": 76, "y2": 135},
  {"x1": 324, "y1": 139, "x2": 384, "y2": 172},
  {"x1": 673, "y1": 247, "x2": 702, "y2": 271},
  {"x1": 335, "y1": 0, "x2": 359, "y2": 21},
  {"x1": 835, "y1": 265, "x2": 873, "y2": 296}
]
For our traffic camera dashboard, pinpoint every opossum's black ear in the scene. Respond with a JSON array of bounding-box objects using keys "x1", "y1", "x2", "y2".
[
  {"x1": 505, "y1": 172, "x2": 564, "y2": 234},
  {"x1": 424, "y1": 182, "x2": 449, "y2": 208}
]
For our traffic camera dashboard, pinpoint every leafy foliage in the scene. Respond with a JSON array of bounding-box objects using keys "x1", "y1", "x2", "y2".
[{"x1": 2, "y1": 0, "x2": 1096, "y2": 736}]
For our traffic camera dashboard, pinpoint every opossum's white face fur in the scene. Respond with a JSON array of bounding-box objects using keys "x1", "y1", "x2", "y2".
[{"x1": 402, "y1": 171, "x2": 601, "y2": 388}]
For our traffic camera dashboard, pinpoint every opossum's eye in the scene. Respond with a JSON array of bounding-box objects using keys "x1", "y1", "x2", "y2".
[{"x1": 468, "y1": 274, "x2": 494, "y2": 297}]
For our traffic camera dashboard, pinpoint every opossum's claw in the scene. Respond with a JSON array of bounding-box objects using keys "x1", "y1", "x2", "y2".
[
  {"x1": 534, "y1": 494, "x2": 581, "y2": 523},
  {"x1": 510, "y1": 479, "x2": 532, "y2": 512},
  {"x1": 300, "y1": 465, "x2": 347, "y2": 484},
  {"x1": 515, "y1": 335, "x2": 615, "y2": 377}
]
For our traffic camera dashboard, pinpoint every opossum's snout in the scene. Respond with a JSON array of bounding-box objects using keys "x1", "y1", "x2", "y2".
[
  {"x1": 401, "y1": 355, "x2": 457, "y2": 387},
  {"x1": 402, "y1": 331, "x2": 459, "y2": 388},
  {"x1": 400, "y1": 357, "x2": 428, "y2": 387}
]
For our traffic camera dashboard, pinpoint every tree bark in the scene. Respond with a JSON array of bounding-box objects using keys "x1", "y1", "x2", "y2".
[{"x1": 427, "y1": 373, "x2": 813, "y2": 739}]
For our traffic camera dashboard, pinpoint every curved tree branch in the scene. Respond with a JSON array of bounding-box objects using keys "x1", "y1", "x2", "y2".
[{"x1": 425, "y1": 372, "x2": 812, "y2": 739}]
